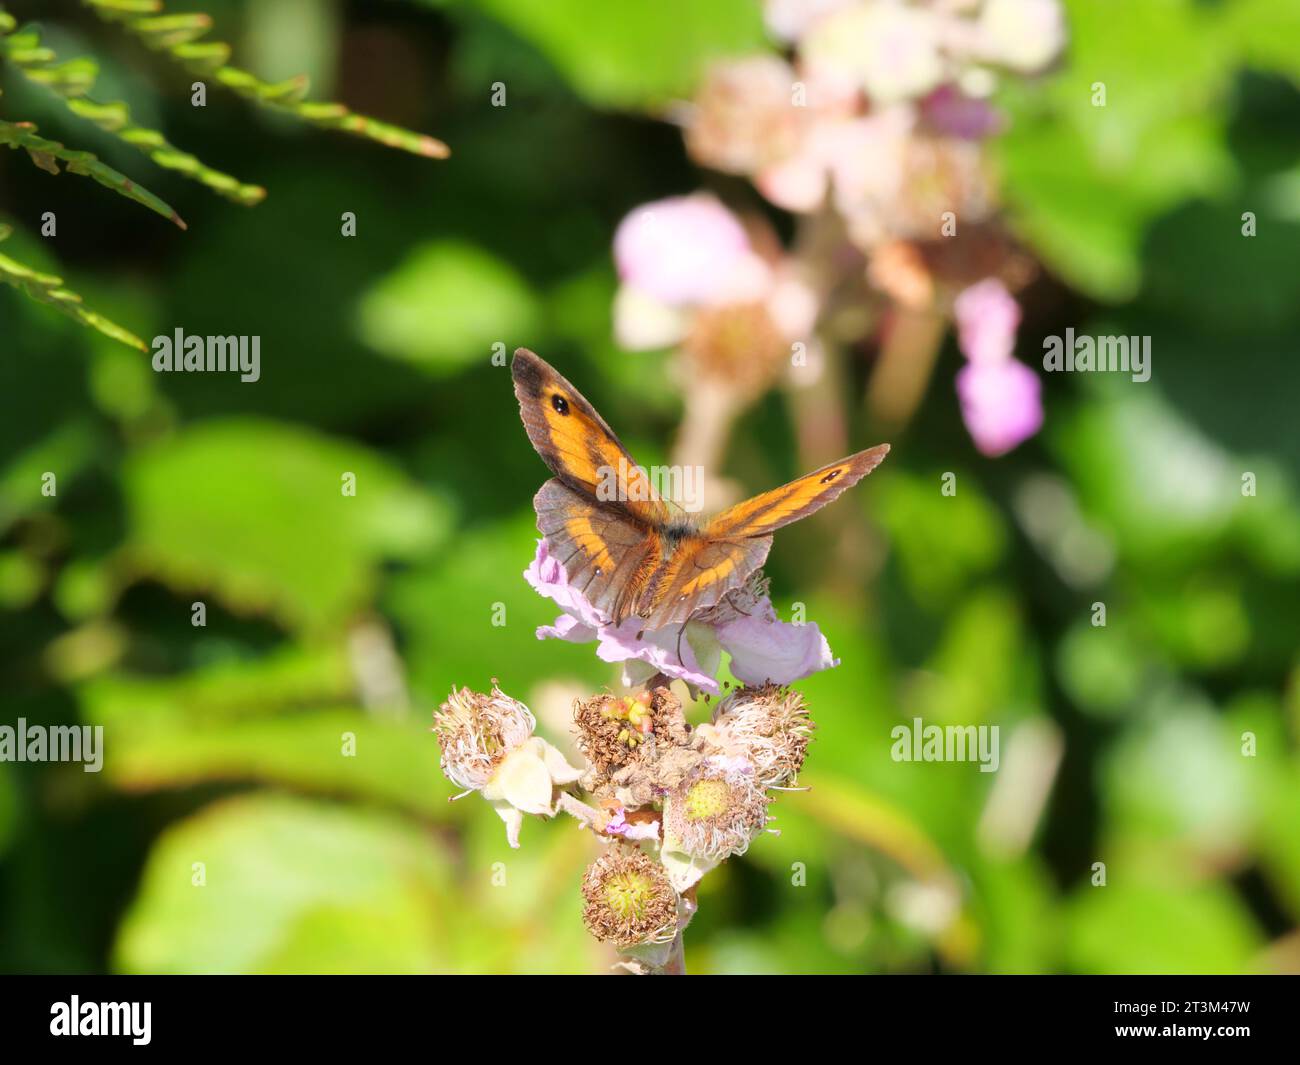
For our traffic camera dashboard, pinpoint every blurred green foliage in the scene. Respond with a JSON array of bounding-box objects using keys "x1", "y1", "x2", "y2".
[{"x1": 1, "y1": 0, "x2": 1298, "y2": 974}]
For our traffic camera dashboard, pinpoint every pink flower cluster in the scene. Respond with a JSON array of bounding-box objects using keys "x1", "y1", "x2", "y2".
[
  {"x1": 953, "y1": 278, "x2": 1042, "y2": 456},
  {"x1": 612, "y1": 193, "x2": 819, "y2": 374}
]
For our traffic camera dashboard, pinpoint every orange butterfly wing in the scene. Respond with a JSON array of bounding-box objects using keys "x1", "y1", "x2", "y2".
[
  {"x1": 626, "y1": 446, "x2": 890, "y2": 628},
  {"x1": 514, "y1": 348, "x2": 890, "y2": 632},
  {"x1": 702, "y1": 445, "x2": 890, "y2": 539},
  {"x1": 534, "y1": 479, "x2": 662, "y2": 625},
  {"x1": 512, "y1": 348, "x2": 671, "y2": 528},
  {"x1": 633, "y1": 534, "x2": 772, "y2": 630}
]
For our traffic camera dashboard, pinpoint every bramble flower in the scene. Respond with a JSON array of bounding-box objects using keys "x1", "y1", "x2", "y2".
[
  {"x1": 660, "y1": 760, "x2": 772, "y2": 890},
  {"x1": 802, "y1": 2, "x2": 946, "y2": 104},
  {"x1": 581, "y1": 847, "x2": 679, "y2": 949},
  {"x1": 573, "y1": 688, "x2": 688, "y2": 777},
  {"x1": 952, "y1": 277, "x2": 1042, "y2": 456},
  {"x1": 684, "y1": 57, "x2": 806, "y2": 176},
  {"x1": 697, "y1": 683, "x2": 814, "y2": 789},
  {"x1": 974, "y1": 0, "x2": 1067, "y2": 73},
  {"x1": 763, "y1": 0, "x2": 855, "y2": 43},
  {"x1": 433, "y1": 682, "x2": 584, "y2": 847},
  {"x1": 954, "y1": 277, "x2": 1020, "y2": 364},
  {"x1": 525, "y1": 540, "x2": 839, "y2": 695},
  {"x1": 613, "y1": 194, "x2": 768, "y2": 309},
  {"x1": 956, "y1": 357, "x2": 1043, "y2": 457}
]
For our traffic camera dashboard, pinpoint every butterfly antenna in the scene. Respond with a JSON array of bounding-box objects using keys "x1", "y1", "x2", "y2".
[{"x1": 674, "y1": 607, "x2": 703, "y2": 665}]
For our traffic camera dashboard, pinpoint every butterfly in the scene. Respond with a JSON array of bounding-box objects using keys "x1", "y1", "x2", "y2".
[{"x1": 512, "y1": 347, "x2": 889, "y2": 632}]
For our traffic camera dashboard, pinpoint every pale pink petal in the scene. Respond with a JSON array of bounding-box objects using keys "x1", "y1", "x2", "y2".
[
  {"x1": 757, "y1": 153, "x2": 830, "y2": 213},
  {"x1": 715, "y1": 605, "x2": 839, "y2": 686},
  {"x1": 613, "y1": 195, "x2": 752, "y2": 306},
  {"x1": 954, "y1": 278, "x2": 1021, "y2": 365},
  {"x1": 613, "y1": 284, "x2": 690, "y2": 351},
  {"x1": 763, "y1": 0, "x2": 855, "y2": 43},
  {"x1": 526, "y1": 539, "x2": 839, "y2": 692},
  {"x1": 976, "y1": 0, "x2": 1067, "y2": 73},
  {"x1": 955, "y1": 358, "x2": 1043, "y2": 457}
]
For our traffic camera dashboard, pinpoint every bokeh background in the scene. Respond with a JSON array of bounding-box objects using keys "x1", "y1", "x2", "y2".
[{"x1": 2, "y1": 0, "x2": 1299, "y2": 974}]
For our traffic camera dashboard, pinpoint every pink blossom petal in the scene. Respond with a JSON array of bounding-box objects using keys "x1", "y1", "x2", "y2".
[
  {"x1": 953, "y1": 278, "x2": 1021, "y2": 365},
  {"x1": 757, "y1": 153, "x2": 830, "y2": 213},
  {"x1": 613, "y1": 195, "x2": 752, "y2": 307},
  {"x1": 921, "y1": 85, "x2": 1004, "y2": 140},
  {"x1": 715, "y1": 604, "x2": 839, "y2": 686},
  {"x1": 524, "y1": 539, "x2": 606, "y2": 629},
  {"x1": 956, "y1": 357, "x2": 1043, "y2": 457}
]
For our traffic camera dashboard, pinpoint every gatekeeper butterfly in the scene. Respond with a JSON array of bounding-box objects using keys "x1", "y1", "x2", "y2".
[{"x1": 512, "y1": 348, "x2": 889, "y2": 630}]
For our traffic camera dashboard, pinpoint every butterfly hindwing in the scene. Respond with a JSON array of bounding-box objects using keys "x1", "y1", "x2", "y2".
[
  {"x1": 534, "y1": 478, "x2": 663, "y2": 625},
  {"x1": 513, "y1": 348, "x2": 670, "y2": 527},
  {"x1": 635, "y1": 533, "x2": 773, "y2": 630},
  {"x1": 703, "y1": 445, "x2": 890, "y2": 539}
]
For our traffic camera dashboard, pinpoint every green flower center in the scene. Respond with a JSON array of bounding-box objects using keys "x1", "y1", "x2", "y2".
[
  {"x1": 603, "y1": 871, "x2": 655, "y2": 921},
  {"x1": 683, "y1": 779, "x2": 730, "y2": 821}
]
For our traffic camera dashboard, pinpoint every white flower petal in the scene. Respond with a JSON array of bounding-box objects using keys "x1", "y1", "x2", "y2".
[{"x1": 494, "y1": 741, "x2": 556, "y2": 815}]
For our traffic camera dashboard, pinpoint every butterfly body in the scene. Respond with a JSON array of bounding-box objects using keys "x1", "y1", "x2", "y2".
[{"x1": 514, "y1": 348, "x2": 888, "y2": 630}]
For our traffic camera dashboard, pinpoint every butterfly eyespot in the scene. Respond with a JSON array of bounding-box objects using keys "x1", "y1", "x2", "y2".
[
  {"x1": 820, "y1": 469, "x2": 841, "y2": 484},
  {"x1": 550, "y1": 393, "x2": 569, "y2": 415},
  {"x1": 594, "y1": 568, "x2": 602, "y2": 576}
]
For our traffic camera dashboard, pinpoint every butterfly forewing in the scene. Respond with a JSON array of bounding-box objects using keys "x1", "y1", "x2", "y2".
[
  {"x1": 703, "y1": 445, "x2": 890, "y2": 539},
  {"x1": 534, "y1": 479, "x2": 662, "y2": 625},
  {"x1": 513, "y1": 348, "x2": 671, "y2": 528}
]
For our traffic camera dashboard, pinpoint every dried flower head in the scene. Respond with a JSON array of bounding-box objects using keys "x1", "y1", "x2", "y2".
[
  {"x1": 433, "y1": 681, "x2": 535, "y2": 793},
  {"x1": 697, "y1": 683, "x2": 814, "y2": 789},
  {"x1": 434, "y1": 681, "x2": 584, "y2": 848},
  {"x1": 681, "y1": 300, "x2": 787, "y2": 403},
  {"x1": 581, "y1": 847, "x2": 679, "y2": 949},
  {"x1": 575, "y1": 686, "x2": 689, "y2": 777},
  {"x1": 685, "y1": 56, "x2": 805, "y2": 175},
  {"x1": 663, "y1": 762, "x2": 771, "y2": 864}
]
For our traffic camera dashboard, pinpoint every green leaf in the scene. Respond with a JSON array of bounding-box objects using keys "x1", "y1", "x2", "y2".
[
  {"x1": 356, "y1": 239, "x2": 540, "y2": 374},
  {"x1": 84, "y1": 0, "x2": 449, "y2": 158},
  {"x1": 466, "y1": 0, "x2": 771, "y2": 108},
  {"x1": 121, "y1": 419, "x2": 452, "y2": 631},
  {"x1": 995, "y1": 0, "x2": 1238, "y2": 299},
  {"x1": 1066, "y1": 875, "x2": 1262, "y2": 974},
  {"x1": 113, "y1": 794, "x2": 457, "y2": 973},
  {"x1": 0, "y1": 225, "x2": 149, "y2": 351},
  {"x1": 0, "y1": 119, "x2": 186, "y2": 228}
]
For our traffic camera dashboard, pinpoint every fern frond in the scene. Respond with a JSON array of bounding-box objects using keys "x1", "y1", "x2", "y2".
[
  {"x1": 0, "y1": 11, "x2": 265, "y2": 205},
  {"x1": 0, "y1": 116, "x2": 186, "y2": 227},
  {"x1": 84, "y1": 0, "x2": 450, "y2": 159},
  {"x1": 0, "y1": 224, "x2": 148, "y2": 351}
]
